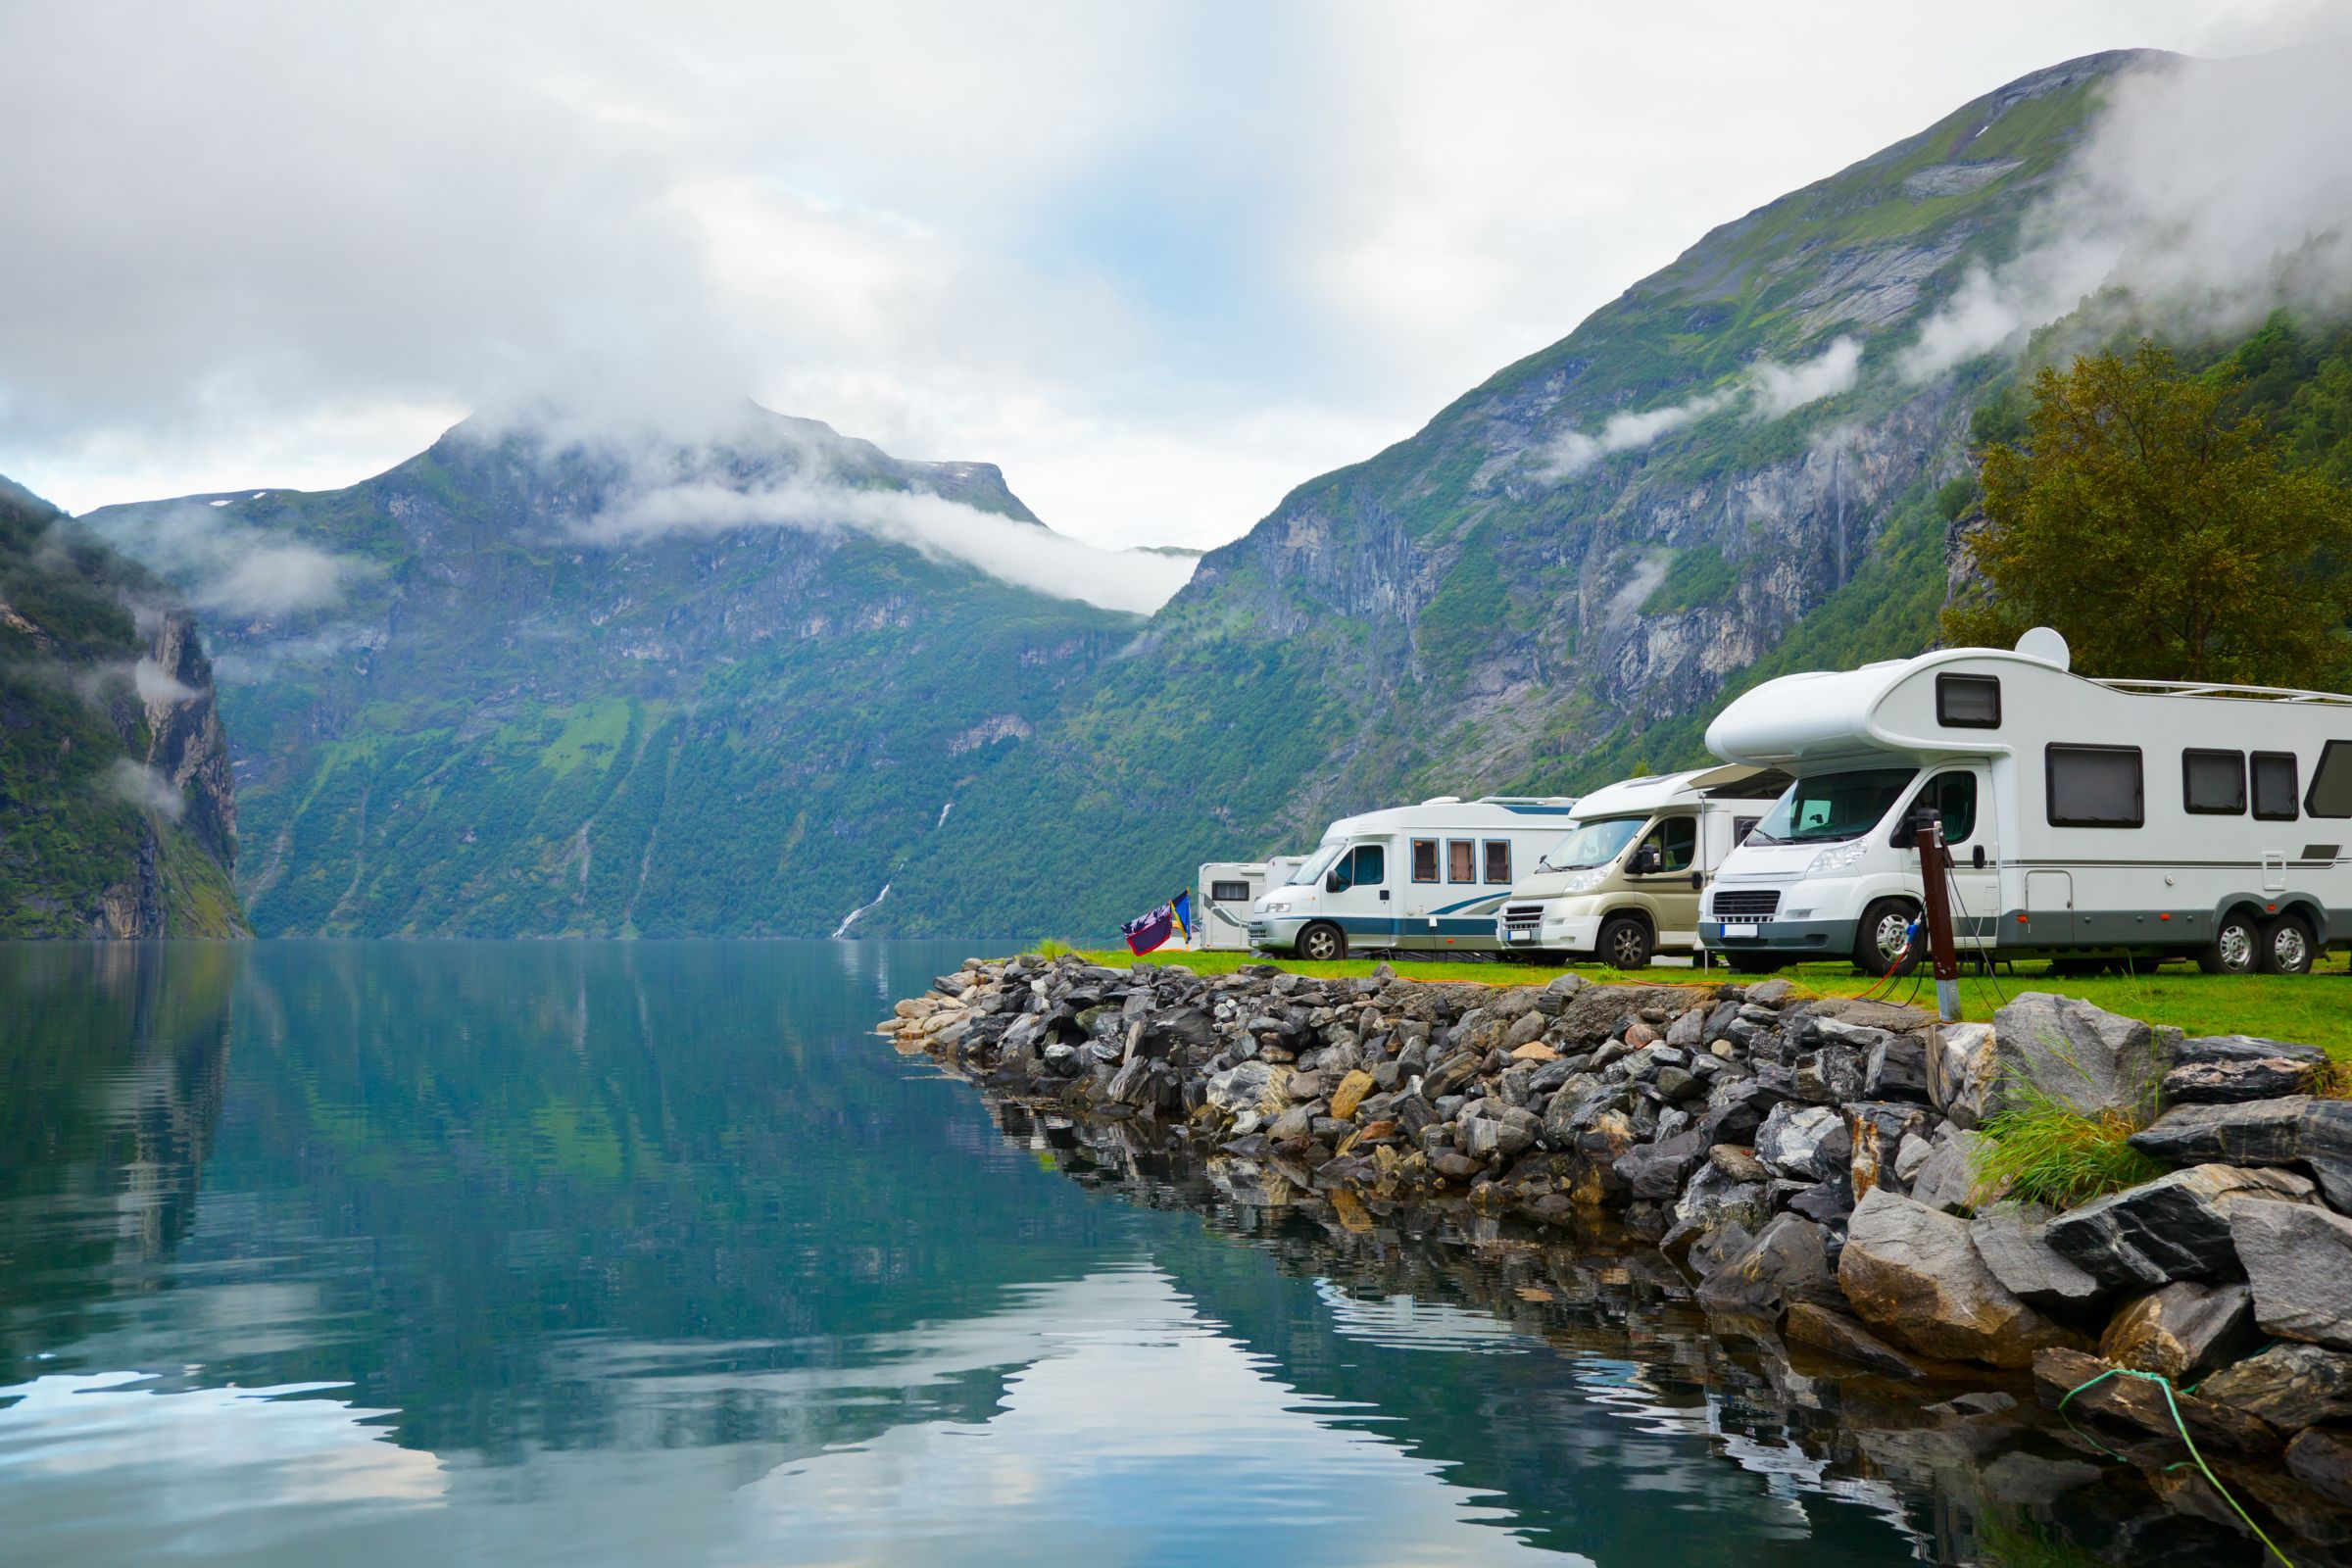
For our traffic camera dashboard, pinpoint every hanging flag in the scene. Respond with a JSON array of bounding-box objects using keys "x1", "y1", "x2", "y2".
[
  {"x1": 1170, "y1": 890, "x2": 1192, "y2": 943},
  {"x1": 1121, "y1": 892, "x2": 1190, "y2": 956}
]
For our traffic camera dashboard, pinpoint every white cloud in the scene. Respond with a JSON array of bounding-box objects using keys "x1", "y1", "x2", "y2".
[
  {"x1": 0, "y1": 2, "x2": 2309, "y2": 545},
  {"x1": 1902, "y1": 36, "x2": 2352, "y2": 380},
  {"x1": 131, "y1": 655, "x2": 198, "y2": 705},
  {"x1": 1535, "y1": 336, "x2": 1863, "y2": 480},
  {"x1": 83, "y1": 503, "x2": 361, "y2": 618},
  {"x1": 104, "y1": 759, "x2": 185, "y2": 819}
]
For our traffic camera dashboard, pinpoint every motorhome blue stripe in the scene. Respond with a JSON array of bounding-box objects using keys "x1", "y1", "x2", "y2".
[
  {"x1": 1500, "y1": 806, "x2": 1579, "y2": 815},
  {"x1": 1431, "y1": 894, "x2": 1507, "y2": 915}
]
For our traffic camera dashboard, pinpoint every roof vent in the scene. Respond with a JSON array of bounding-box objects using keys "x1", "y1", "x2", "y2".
[
  {"x1": 2015, "y1": 626, "x2": 2071, "y2": 671},
  {"x1": 1420, "y1": 795, "x2": 1463, "y2": 806}
]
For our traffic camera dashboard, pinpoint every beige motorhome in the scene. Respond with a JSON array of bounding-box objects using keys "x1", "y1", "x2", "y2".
[{"x1": 1495, "y1": 765, "x2": 1789, "y2": 968}]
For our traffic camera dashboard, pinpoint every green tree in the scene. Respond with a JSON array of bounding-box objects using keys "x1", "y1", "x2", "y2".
[{"x1": 1943, "y1": 341, "x2": 2352, "y2": 686}]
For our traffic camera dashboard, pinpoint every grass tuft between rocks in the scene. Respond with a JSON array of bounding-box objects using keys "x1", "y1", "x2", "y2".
[{"x1": 1970, "y1": 1079, "x2": 2167, "y2": 1209}]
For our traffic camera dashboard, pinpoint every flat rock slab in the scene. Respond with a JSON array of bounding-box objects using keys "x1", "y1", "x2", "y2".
[
  {"x1": 1786, "y1": 1301, "x2": 1935, "y2": 1380},
  {"x1": 2043, "y1": 1163, "x2": 2316, "y2": 1289},
  {"x1": 1693, "y1": 1213, "x2": 1838, "y2": 1317},
  {"x1": 2230, "y1": 1198, "x2": 2352, "y2": 1350},
  {"x1": 2161, "y1": 1057, "x2": 2322, "y2": 1103},
  {"x1": 1838, "y1": 1188, "x2": 2080, "y2": 1367},
  {"x1": 2288, "y1": 1429, "x2": 2352, "y2": 1506},
  {"x1": 2198, "y1": 1342, "x2": 2352, "y2": 1431},
  {"x1": 1970, "y1": 1203, "x2": 2106, "y2": 1311},
  {"x1": 2094, "y1": 1280, "x2": 2256, "y2": 1381},
  {"x1": 2032, "y1": 1347, "x2": 2278, "y2": 1453},
  {"x1": 2130, "y1": 1097, "x2": 2310, "y2": 1166}
]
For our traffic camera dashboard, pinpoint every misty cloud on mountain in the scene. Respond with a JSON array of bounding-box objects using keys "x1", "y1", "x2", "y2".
[
  {"x1": 102, "y1": 759, "x2": 185, "y2": 820},
  {"x1": 1535, "y1": 336, "x2": 1864, "y2": 480},
  {"x1": 583, "y1": 477, "x2": 1196, "y2": 615},
  {"x1": 87, "y1": 503, "x2": 362, "y2": 618},
  {"x1": 1902, "y1": 42, "x2": 2352, "y2": 381}
]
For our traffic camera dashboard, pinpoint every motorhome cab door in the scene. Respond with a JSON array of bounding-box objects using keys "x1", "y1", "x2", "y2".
[
  {"x1": 1624, "y1": 812, "x2": 1703, "y2": 947},
  {"x1": 1322, "y1": 840, "x2": 1395, "y2": 947},
  {"x1": 1893, "y1": 766, "x2": 1998, "y2": 948}
]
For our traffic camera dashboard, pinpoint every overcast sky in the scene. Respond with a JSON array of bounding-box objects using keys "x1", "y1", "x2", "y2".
[{"x1": 0, "y1": 0, "x2": 2330, "y2": 546}]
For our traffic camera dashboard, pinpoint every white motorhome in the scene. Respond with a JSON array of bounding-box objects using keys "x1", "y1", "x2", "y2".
[
  {"x1": 1494, "y1": 765, "x2": 1789, "y2": 967},
  {"x1": 1249, "y1": 797, "x2": 1580, "y2": 960},
  {"x1": 1194, "y1": 858, "x2": 1304, "y2": 951},
  {"x1": 1698, "y1": 628, "x2": 2352, "y2": 976}
]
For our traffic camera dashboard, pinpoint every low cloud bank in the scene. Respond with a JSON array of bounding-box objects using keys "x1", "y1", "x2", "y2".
[
  {"x1": 1536, "y1": 336, "x2": 1862, "y2": 481},
  {"x1": 586, "y1": 477, "x2": 1196, "y2": 614},
  {"x1": 87, "y1": 503, "x2": 363, "y2": 618},
  {"x1": 104, "y1": 759, "x2": 184, "y2": 819},
  {"x1": 1901, "y1": 44, "x2": 2352, "y2": 381}
]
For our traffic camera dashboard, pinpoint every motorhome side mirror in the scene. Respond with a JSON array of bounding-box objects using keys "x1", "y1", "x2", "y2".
[
  {"x1": 1325, "y1": 870, "x2": 1347, "y2": 893},
  {"x1": 1632, "y1": 847, "x2": 1662, "y2": 875},
  {"x1": 1690, "y1": 870, "x2": 1704, "y2": 891}
]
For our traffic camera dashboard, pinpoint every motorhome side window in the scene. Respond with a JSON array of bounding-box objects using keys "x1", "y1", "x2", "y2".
[
  {"x1": 1936, "y1": 673, "x2": 2000, "y2": 728},
  {"x1": 1446, "y1": 840, "x2": 1476, "y2": 882},
  {"x1": 1411, "y1": 839, "x2": 1440, "y2": 882},
  {"x1": 2309, "y1": 741, "x2": 2352, "y2": 818},
  {"x1": 2181, "y1": 750, "x2": 2245, "y2": 815},
  {"x1": 1210, "y1": 881, "x2": 1251, "y2": 904},
  {"x1": 1892, "y1": 771, "x2": 1976, "y2": 844},
  {"x1": 2046, "y1": 744, "x2": 2143, "y2": 828},
  {"x1": 1482, "y1": 840, "x2": 1511, "y2": 883},
  {"x1": 1331, "y1": 845, "x2": 1384, "y2": 889},
  {"x1": 2253, "y1": 752, "x2": 2300, "y2": 821},
  {"x1": 1638, "y1": 817, "x2": 1696, "y2": 872}
]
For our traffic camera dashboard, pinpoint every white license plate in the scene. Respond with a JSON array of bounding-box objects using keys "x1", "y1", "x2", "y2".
[
  {"x1": 1721, "y1": 923, "x2": 1760, "y2": 939},
  {"x1": 1506, "y1": 929, "x2": 1534, "y2": 942}
]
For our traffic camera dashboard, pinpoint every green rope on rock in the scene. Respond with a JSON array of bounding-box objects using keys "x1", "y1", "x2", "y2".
[{"x1": 2057, "y1": 1365, "x2": 2295, "y2": 1568}]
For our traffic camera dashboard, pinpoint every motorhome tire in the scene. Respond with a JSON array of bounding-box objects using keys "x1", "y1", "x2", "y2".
[
  {"x1": 1853, "y1": 899, "x2": 1918, "y2": 978},
  {"x1": 2260, "y1": 915, "x2": 2315, "y2": 975},
  {"x1": 1296, "y1": 922, "x2": 1348, "y2": 963},
  {"x1": 2198, "y1": 909, "x2": 2262, "y2": 974},
  {"x1": 1598, "y1": 915, "x2": 1653, "y2": 971}
]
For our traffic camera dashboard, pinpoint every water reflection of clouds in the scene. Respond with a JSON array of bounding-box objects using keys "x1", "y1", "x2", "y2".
[
  {"x1": 1311, "y1": 1279, "x2": 1534, "y2": 1354},
  {"x1": 0, "y1": 1268, "x2": 1582, "y2": 1566}
]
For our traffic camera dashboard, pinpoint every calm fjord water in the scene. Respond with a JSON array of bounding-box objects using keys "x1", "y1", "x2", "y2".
[{"x1": 0, "y1": 941, "x2": 1939, "y2": 1566}]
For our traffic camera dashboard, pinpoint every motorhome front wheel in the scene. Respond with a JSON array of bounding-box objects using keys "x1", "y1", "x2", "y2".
[
  {"x1": 1297, "y1": 921, "x2": 1348, "y2": 962},
  {"x1": 1853, "y1": 899, "x2": 1919, "y2": 978}
]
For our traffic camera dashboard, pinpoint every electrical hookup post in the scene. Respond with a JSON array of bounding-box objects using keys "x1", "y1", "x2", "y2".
[{"x1": 1912, "y1": 808, "x2": 1964, "y2": 1022}]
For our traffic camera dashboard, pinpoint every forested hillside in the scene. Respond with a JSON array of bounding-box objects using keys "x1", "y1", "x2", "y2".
[{"x1": 0, "y1": 477, "x2": 245, "y2": 937}]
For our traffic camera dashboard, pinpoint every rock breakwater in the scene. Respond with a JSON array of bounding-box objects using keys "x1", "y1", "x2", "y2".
[{"x1": 888, "y1": 954, "x2": 2352, "y2": 1554}]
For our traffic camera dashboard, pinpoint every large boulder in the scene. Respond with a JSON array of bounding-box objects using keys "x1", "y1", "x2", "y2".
[
  {"x1": 1837, "y1": 1188, "x2": 2081, "y2": 1367},
  {"x1": 2043, "y1": 1164, "x2": 2316, "y2": 1289},
  {"x1": 1925, "y1": 1021, "x2": 1996, "y2": 1129},
  {"x1": 1969, "y1": 1203, "x2": 2106, "y2": 1312},
  {"x1": 1613, "y1": 1130, "x2": 1709, "y2": 1200},
  {"x1": 1663, "y1": 1163, "x2": 1769, "y2": 1258},
  {"x1": 2094, "y1": 1281, "x2": 2257, "y2": 1380},
  {"x1": 1785, "y1": 1300, "x2": 1936, "y2": 1380},
  {"x1": 2298, "y1": 1100, "x2": 2352, "y2": 1210},
  {"x1": 1693, "y1": 1214, "x2": 1839, "y2": 1317},
  {"x1": 2230, "y1": 1199, "x2": 2352, "y2": 1350},
  {"x1": 1754, "y1": 1102, "x2": 1849, "y2": 1182},
  {"x1": 1986, "y1": 993, "x2": 2177, "y2": 1119},
  {"x1": 2199, "y1": 1343, "x2": 2352, "y2": 1432},
  {"x1": 2129, "y1": 1097, "x2": 2310, "y2": 1166},
  {"x1": 1846, "y1": 1101, "x2": 1932, "y2": 1200},
  {"x1": 1907, "y1": 1131, "x2": 1991, "y2": 1215},
  {"x1": 2163, "y1": 1056, "x2": 2324, "y2": 1104},
  {"x1": 1205, "y1": 1060, "x2": 1275, "y2": 1115},
  {"x1": 2031, "y1": 1348, "x2": 2278, "y2": 1453}
]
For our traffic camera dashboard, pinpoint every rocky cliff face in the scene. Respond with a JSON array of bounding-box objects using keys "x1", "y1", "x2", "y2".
[
  {"x1": 0, "y1": 476, "x2": 246, "y2": 938},
  {"x1": 870, "y1": 53, "x2": 2146, "y2": 936}
]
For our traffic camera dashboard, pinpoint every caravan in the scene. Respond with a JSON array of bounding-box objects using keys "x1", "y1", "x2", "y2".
[
  {"x1": 1248, "y1": 797, "x2": 1579, "y2": 960},
  {"x1": 1493, "y1": 765, "x2": 1788, "y2": 967},
  {"x1": 1697, "y1": 629, "x2": 2352, "y2": 975},
  {"x1": 1194, "y1": 858, "x2": 1304, "y2": 951}
]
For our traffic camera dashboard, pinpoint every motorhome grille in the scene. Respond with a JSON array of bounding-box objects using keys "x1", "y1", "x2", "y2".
[
  {"x1": 1502, "y1": 905, "x2": 1544, "y2": 926},
  {"x1": 1710, "y1": 890, "x2": 1781, "y2": 919}
]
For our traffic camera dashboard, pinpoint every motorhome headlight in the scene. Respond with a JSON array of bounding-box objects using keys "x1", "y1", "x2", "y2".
[
  {"x1": 1555, "y1": 867, "x2": 1607, "y2": 895},
  {"x1": 1804, "y1": 840, "x2": 1870, "y2": 878}
]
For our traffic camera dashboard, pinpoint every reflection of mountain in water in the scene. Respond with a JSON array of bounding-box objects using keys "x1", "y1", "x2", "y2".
[{"x1": 0, "y1": 943, "x2": 237, "y2": 1359}]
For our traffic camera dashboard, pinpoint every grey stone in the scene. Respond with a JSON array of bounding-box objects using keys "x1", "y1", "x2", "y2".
[
  {"x1": 1969, "y1": 1202, "x2": 2106, "y2": 1311},
  {"x1": 2231, "y1": 1199, "x2": 2352, "y2": 1350},
  {"x1": 2198, "y1": 1342, "x2": 2352, "y2": 1431},
  {"x1": 2163, "y1": 1057, "x2": 2323, "y2": 1104},
  {"x1": 1755, "y1": 1102, "x2": 1850, "y2": 1182},
  {"x1": 1613, "y1": 1130, "x2": 1710, "y2": 1200},
  {"x1": 2180, "y1": 1034, "x2": 2328, "y2": 1068},
  {"x1": 1908, "y1": 1131, "x2": 1990, "y2": 1215},
  {"x1": 1706, "y1": 1144, "x2": 1772, "y2": 1184},
  {"x1": 1669, "y1": 1162, "x2": 1769, "y2": 1246},
  {"x1": 1664, "y1": 1006, "x2": 1706, "y2": 1050},
  {"x1": 2130, "y1": 1096, "x2": 2311, "y2": 1166},
  {"x1": 1786, "y1": 1300, "x2": 1935, "y2": 1379},
  {"x1": 2046, "y1": 1164, "x2": 2319, "y2": 1289},
  {"x1": 1893, "y1": 1131, "x2": 1936, "y2": 1183},
  {"x1": 1864, "y1": 1033, "x2": 1933, "y2": 1102},
  {"x1": 2288, "y1": 1429, "x2": 2352, "y2": 1505},
  {"x1": 1745, "y1": 979, "x2": 1794, "y2": 1007},
  {"x1": 1685, "y1": 1219, "x2": 1755, "y2": 1280},
  {"x1": 2298, "y1": 1101, "x2": 2352, "y2": 1209},
  {"x1": 1986, "y1": 992, "x2": 2177, "y2": 1119},
  {"x1": 1463, "y1": 1105, "x2": 1540, "y2": 1160},
  {"x1": 1925, "y1": 1021, "x2": 1995, "y2": 1129},
  {"x1": 1793, "y1": 1046, "x2": 1867, "y2": 1105},
  {"x1": 1787, "y1": 1174, "x2": 1855, "y2": 1224},
  {"x1": 2096, "y1": 1281, "x2": 2257, "y2": 1380},
  {"x1": 1205, "y1": 1060, "x2": 1274, "y2": 1114},
  {"x1": 1846, "y1": 1101, "x2": 1932, "y2": 1200},
  {"x1": 1694, "y1": 1213, "x2": 1838, "y2": 1315},
  {"x1": 1838, "y1": 1189, "x2": 2078, "y2": 1367}
]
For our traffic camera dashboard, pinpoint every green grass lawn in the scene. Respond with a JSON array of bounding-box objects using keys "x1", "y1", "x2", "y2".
[{"x1": 1062, "y1": 948, "x2": 2352, "y2": 1055}]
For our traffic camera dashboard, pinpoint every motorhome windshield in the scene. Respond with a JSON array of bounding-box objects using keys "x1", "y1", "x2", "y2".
[
  {"x1": 1747, "y1": 768, "x2": 1917, "y2": 846},
  {"x1": 1536, "y1": 816, "x2": 1647, "y2": 871},
  {"x1": 1289, "y1": 844, "x2": 1345, "y2": 886}
]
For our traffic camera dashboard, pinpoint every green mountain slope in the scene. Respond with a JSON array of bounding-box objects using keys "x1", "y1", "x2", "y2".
[
  {"x1": 84, "y1": 410, "x2": 1147, "y2": 936},
  {"x1": 871, "y1": 51, "x2": 2153, "y2": 936},
  {"x1": 0, "y1": 477, "x2": 245, "y2": 936}
]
